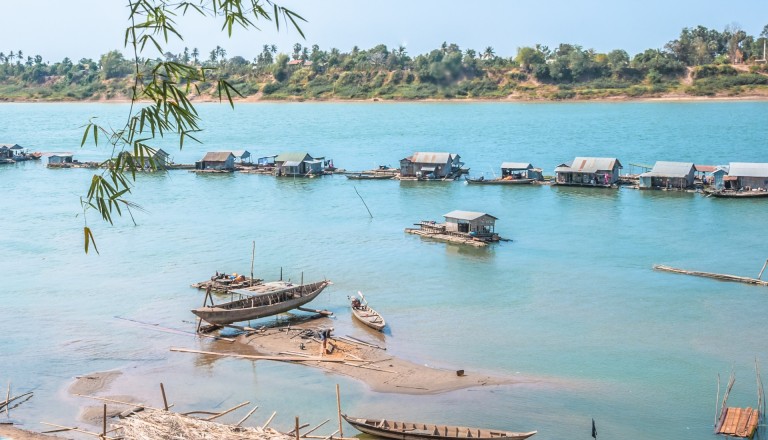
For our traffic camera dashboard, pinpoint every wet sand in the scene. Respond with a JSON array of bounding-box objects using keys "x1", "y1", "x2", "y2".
[{"x1": 204, "y1": 317, "x2": 522, "y2": 395}]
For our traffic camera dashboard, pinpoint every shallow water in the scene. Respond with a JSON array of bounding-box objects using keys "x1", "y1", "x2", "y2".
[{"x1": 1, "y1": 101, "x2": 768, "y2": 439}]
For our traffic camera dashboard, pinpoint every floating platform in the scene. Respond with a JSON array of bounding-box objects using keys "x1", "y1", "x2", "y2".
[
  {"x1": 715, "y1": 407, "x2": 759, "y2": 438},
  {"x1": 405, "y1": 228, "x2": 503, "y2": 248},
  {"x1": 191, "y1": 275, "x2": 262, "y2": 294}
]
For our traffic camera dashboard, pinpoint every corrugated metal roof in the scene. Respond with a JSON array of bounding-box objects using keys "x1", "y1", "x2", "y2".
[
  {"x1": 728, "y1": 162, "x2": 768, "y2": 178},
  {"x1": 202, "y1": 152, "x2": 235, "y2": 162},
  {"x1": 276, "y1": 152, "x2": 312, "y2": 163},
  {"x1": 501, "y1": 162, "x2": 533, "y2": 170},
  {"x1": 443, "y1": 210, "x2": 498, "y2": 221},
  {"x1": 694, "y1": 164, "x2": 716, "y2": 173},
  {"x1": 230, "y1": 150, "x2": 250, "y2": 159},
  {"x1": 282, "y1": 161, "x2": 301, "y2": 167},
  {"x1": 640, "y1": 161, "x2": 695, "y2": 178},
  {"x1": 411, "y1": 152, "x2": 452, "y2": 164},
  {"x1": 0, "y1": 144, "x2": 21, "y2": 148},
  {"x1": 567, "y1": 157, "x2": 621, "y2": 173}
]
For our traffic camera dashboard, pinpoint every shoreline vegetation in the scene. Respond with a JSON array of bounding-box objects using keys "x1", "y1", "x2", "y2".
[{"x1": 2, "y1": 24, "x2": 768, "y2": 103}]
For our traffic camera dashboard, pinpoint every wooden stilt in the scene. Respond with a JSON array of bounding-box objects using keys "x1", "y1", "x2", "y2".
[
  {"x1": 757, "y1": 259, "x2": 768, "y2": 280},
  {"x1": 160, "y1": 383, "x2": 169, "y2": 411},
  {"x1": 251, "y1": 241, "x2": 256, "y2": 287},
  {"x1": 295, "y1": 416, "x2": 301, "y2": 440},
  {"x1": 102, "y1": 404, "x2": 107, "y2": 439},
  {"x1": 336, "y1": 384, "x2": 343, "y2": 439}
]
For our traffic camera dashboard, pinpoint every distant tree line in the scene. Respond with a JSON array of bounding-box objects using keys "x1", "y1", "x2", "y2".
[{"x1": 2, "y1": 23, "x2": 768, "y2": 100}]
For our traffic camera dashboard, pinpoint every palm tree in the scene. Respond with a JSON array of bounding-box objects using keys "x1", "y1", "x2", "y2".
[
  {"x1": 7, "y1": 51, "x2": 15, "y2": 64},
  {"x1": 191, "y1": 48, "x2": 199, "y2": 65},
  {"x1": 17, "y1": 50, "x2": 23, "y2": 64},
  {"x1": 270, "y1": 44, "x2": 277, "y2": 54},
  {"x1": 209, "y1": 49, "x2": 217, "y2": 64},
  {"x1": 0, "y1": 52, "x2": 5, "y2": 64},
  {"x1": 483, "y1": 46, "x2": 495, "y2": 60}
]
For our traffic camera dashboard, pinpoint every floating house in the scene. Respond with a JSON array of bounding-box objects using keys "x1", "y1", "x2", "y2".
[
  {"x1": 257, "y1": 155, "x2": 277, "y2": 166},
  {"x1": 48, "y1": 153, "x2": 74, "y2": 165},
  {"x1": 124, "y1": 148, "x2": 169, "y2": 170},
  {"x1": 274, "y1": 152, "x2": 324, "y2": 177},
  {"x1": 443, "y1": 211, "x2": 498, "y2": 236},
  {"x1": 399, "y1": 152, "x2": 465, "y2": 180},
  {"x1": 554, "y1": 157, "x2": 622, "y2": 187},
  {"x1": 231, "y1": 150, "x2": 251, "y2": 163},
  {"x1": 405, "y1": 210, "x2": 502, "y2": 247},
  {"x1": 638, "y1": 161, "x2": 696, "y2": 190},
  {"x1": 196, "y1": 152, "x2": 236, "y2": 171},
  {"x1": 725, "y1": 162, "x2": 768, "y2": 190},
  {"x1": 0, "y1": 145, "x2": 12, "y2": 161},
  {"x1": 501, "y1": 162, "x2": 543, "y2": 180}
]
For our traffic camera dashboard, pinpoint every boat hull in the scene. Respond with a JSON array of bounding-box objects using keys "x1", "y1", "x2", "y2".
[
  {"x1": 342, "y1": 415, "x2": 536, "y2": 440},
  {"x1": 466, "y1": 178, "x2": 534, "y2": 185},
  {"x1": 351, "y1": 305, "x2": 386, "y2": 331},
  {"x1": 705, "y1": 189, "x2": 768, "y2": 198},
  {"x1": 191, "y1": 280, "x2": 330, "y2": 325}
]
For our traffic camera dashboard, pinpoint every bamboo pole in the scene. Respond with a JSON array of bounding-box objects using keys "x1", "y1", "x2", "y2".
[
  {"x1": 336, "y1": 384, "x2": 343, "y2": 439},
  {"x1": 653, "y1": 264, "x2": 768, "y2": 286},
  {"x1": 757, "y1": 259, "x2": 768, "y2": 280},
  {"x1": 302, "y1": 419, "x2": 330, "y2": 437},
  {"x1": 74, "y1": 393, "x2": 167, "y2": 412},
  {"x1": 295, "y1": 417, "x2": 301, "y2": 440},
  {"x1": 236, "y1": 406, "x2": 260, "y2": 427},
  {"x1": 251, "y1": 240, "x2": 256, "y2": 287},
  {"x1": 5, "y1": 381, "x2": 9, "y2": 417},
  {"x1": 102, "y1": 404, "x2": 107, "y2": 439},
  {"x1": 353, "y1": 186, "x2": 373, "y2": 218},
  {"x1": 716, "y1": 373, "x2": 721, "y2": 427},
  {"x1": 40, "y1": 422, "x2": 118, "y2": 439},
  {"x1": 262, "y1": 411, "x2": 277, "y2": 428},
  {"x1": 205, "y1": 401, "x2": 250, "y2": 421},
  {"x1": 160, "y1": 383, "x2": 169, "y2": 411}
]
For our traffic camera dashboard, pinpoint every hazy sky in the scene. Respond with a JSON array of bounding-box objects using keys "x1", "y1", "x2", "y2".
[{"x1": 1, "y1": 1, "x2": 767, "y2": 62}]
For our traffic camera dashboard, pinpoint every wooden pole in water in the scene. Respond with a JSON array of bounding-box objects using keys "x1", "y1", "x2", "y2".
[
  {"x1": 102, "y1": 404, "x2": 107, "y2": 439},
  {"x1": 281, "y1": 267, "x2": 283, "y2": 281},
  {"x1": 715, "y1": 374, "x2": 720, "y2": 427},
  {"x1": 353, "y1": 186, "x2": 373, "y2": 219},
  {"x1": 757, "y1": 259, "x2": 768, "y2": 280},
  {"x1": 251, "y1": 240, "x2": 256, "y2": 286},
  {"x1": 5, "y1": 381, "x2": 9, "y2": 417},
  {"x1": 336, "y1": 384, "x2": 343, "y2": 438},
  {"x1": 295, "y1": 416, "x2": 301, "y2": 440},
  {"x1": 160, "y1": 383, "x2": 169, "y2": 411}
]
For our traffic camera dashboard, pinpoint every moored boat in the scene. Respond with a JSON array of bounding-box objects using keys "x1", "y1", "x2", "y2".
[
  {"x1": 465, "y1": 176, "x2": 534, "y2": 185},
  {"x1": 704, "y1": 188, "x2": 768, "y2": 198},
  {"x1": 342, "y1": 415, "x2": 537, "y2": 440},
  {"x1": 191, "y1": 280, "x2": 331, "y2": 325},
  {"x1": 346, "y1": 173, "x2": 396, "y2": 180},
  {"x1": 351, "y1": 292, "x2": 386, "y2": 331}
]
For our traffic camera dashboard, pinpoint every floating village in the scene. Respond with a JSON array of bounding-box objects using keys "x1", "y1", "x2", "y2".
[{"x1": 3, "y1": 143, "x2": 768, "y2": 440}]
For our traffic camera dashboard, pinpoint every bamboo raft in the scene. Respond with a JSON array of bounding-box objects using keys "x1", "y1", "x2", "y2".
[
  {"x1": 715, "y1": 407, "x2": 759, "y2": 438},
  {"x1": 653, "y1": 263, "x2": 768, "y2": 287}
]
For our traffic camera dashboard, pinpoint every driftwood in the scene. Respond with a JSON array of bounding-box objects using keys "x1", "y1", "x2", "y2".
[
  {"x1": 115, "y1": 316, "x2": 235, "y2": 342},
  {"x1": 114, "y1": 410, "x2": 293, "y2": 440},
  {"x1": 205, "y1": 401, "x2": 250, "y2": 421},
  {"x1": 653, "y1": 264, "x2": 768, "y2": 286},
  {"x1": 40, "y1": 422, "x2": 118, "y2": 439}
]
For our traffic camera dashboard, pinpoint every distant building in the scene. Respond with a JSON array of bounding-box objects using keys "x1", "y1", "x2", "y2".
[
  {"x1": 638, "y1": 161, "x2": 696, "y2": 189},
  {"x1": 443, "y1": 211, "x2": 498, "y2": 236},
  {"x1": 257, "y1": 155, "x2": 277, "y2": 166},
  {"x1": 274, "y1": 152, "x2": 324, "y2": 176},
  {"x1": 555, "y1": 157, "x2": 622, "y2": 187},
  {"x1": 196, "y1": 152, "x2": 235, "y2": 170},
  {"x1": 230, "y1": 150, "x2": 251, "y2": 163},
  {"x1": 500, "y1": 162, "x2": 543, "y2": 180},
  {"x1": 399, "y1": 152, "x2": 464, "y2": 179},
  {"x1": 722, "y1": 162, "x2": 768, "y2": 190},
  {"x1": 48, "y1": 153, "x2": 74, "y2": 164}
]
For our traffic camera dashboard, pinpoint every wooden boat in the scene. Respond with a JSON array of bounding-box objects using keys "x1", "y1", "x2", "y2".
[
  {"x1": 465, "y1": 176, "x2": 534, "y2": 185},
  {"x1": 346, "y1": 173, "x2": 395, "y2": 180},
  {"x1": 704, "y1": 188, "x2": 768, "y2": 198},
  {"x1": 342, "y1": 415, "x2": 537, "y2": 440},
  {"x1": 351, "y1": 291, "x2": 385, "y2": 331},
  {"x1": 191, "y1": 280, "x2": 331, "y2": 325}
]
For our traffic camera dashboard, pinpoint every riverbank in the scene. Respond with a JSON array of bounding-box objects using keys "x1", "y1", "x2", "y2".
[{"x1": 2, "y1": 90, "x2": 768, "y2": 104}]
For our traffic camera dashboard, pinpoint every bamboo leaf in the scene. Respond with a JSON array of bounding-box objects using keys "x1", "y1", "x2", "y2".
[{"x1": 83, "y1": 226, "x2": 99, "y2": 254}]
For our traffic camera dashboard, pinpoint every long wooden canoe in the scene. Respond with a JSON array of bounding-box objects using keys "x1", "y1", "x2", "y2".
[
  {"x1": 465, "y1": 177, "x2": 534, "y2": 185},
  {"x1": 342, "y1": 415, "x2": 536, "y2": 440},
  {"x1": 191, "y1": 280, "x2": 331, "y2": 325}
]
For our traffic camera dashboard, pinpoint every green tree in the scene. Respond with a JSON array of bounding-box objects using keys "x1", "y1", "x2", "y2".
[
  {"x1": 79, "y1": 0, "x2": 304, "y2": 253},
  {"x1": 515, "y1": 46, "x2": 545, "y2": 71}
]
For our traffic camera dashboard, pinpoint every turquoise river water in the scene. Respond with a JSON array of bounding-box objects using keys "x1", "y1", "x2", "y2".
[{"x1": 1, "y1": 101, "x2": 768, "y2": 439}]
